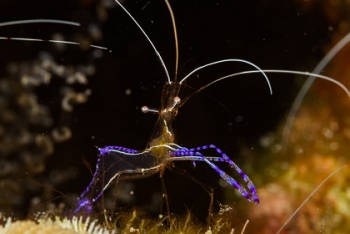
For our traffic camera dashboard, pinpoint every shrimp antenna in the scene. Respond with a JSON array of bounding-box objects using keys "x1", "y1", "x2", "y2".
[
  {"x1": 276, "y1": 165, "x2": 346, "y2": 234},
  {"x1": 179, "y1": 59, "x2": 273, "y2": 95},
  {"x1": 164, "y1": 0, "x2": 179, "y2": 81},
  {"x1": 0, "y1": 37, "x2": 108, "y2": 50},
  {"x1": 0, "y1": 19, "x2": 108, "y2": 50},
  {"x1": 0, "y1": 19, "x2": 80, "y2": 27},
  {"x1": 282, "y1": 33, "x2": 350, "y2": 147},
  {"x1": 114, "y1": 0, "x2": 171, "y2": 84},
  {"x1": 179, "y1": 69, "x2": 350, "y2": 108}
]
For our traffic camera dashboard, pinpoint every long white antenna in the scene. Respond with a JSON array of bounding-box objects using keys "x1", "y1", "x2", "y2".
[
  {"x1": 282, "y1": 33, "x2": 350, "y2": 146},
  {"x1": 114, "y1": 0, "x2": 171, "y2": 83},
  {"x1": 205, "y1": 70, "x2": 349, "y2": 97},
  {"x1": 179, "y1": 59, "x2": 273, "y2": 95},
  {"x1": 276, "y1": 165, "x2": 346, "y2": 234},
  {"x1": 0, "y1": 37, "x2": 108, "y2": 50},
  {"x1": 179, "y1": 69, "x2": 350, "y2": 107},
  {"x1": 164, "y1": 0, "x2": 179, "y2": 81},
  {"x1": 0, "y1": 19, "x2": 108, "y2": 50},
  {"x1": 0, "y1": 19, "x2": 80, "y2": 27}
]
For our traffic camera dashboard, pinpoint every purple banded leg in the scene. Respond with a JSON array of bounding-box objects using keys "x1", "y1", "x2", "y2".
[
  {"x1": 76, "y1": 146, "x2": 140, "y2": 203},
  {"x1": 170, "y1": 145, "x2": 198, "y2": 167},
  {"x1": 169, "y1": 152, "x2": 254, "y2": 203},
  {"x1": 75, "y1": 145, "x2": 154, "y2": 214},
  {"x1": 98, "y1": 145, "x2": 139, "y2": 155},
  {"x1": 172, "y1": 145, "x2": 260, "y2": 205},
  {"x1": 75, "y1": 164, "x2": 162, "y2": 214},
  {"x1": 207, "y1": 144, "x2": 259, "y2": 205},
  {"x1": 187, "y1": 144, "x2": 259, "y2": 205}
]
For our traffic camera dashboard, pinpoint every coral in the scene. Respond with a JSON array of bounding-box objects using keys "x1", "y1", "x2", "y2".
[
  {"x1": 0, "y1": 215, "x2": 114, "y2": 234},
  {"x1": 0, "y1": 210, "x2": 246, "y2": 234},
  {"x1": 0, "y1": 39, "x2": 96, "y2": 216}
]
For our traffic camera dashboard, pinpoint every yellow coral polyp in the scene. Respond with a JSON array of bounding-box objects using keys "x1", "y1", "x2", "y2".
[{"x1": 0, "y1": 216, "x2": 114, "y2": 234}]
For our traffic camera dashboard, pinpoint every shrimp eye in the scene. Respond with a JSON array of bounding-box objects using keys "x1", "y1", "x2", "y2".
[
  {"x1": 173, "y1": 96, "x2": 180, "y2": 105},
  {"x1": 141, "y1": 106, "x2": 159, "y2": 114}
]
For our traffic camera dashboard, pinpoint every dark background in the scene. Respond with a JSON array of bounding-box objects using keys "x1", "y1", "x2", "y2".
[{"x1": 0, "y1": 0, "x2": 336, "y2": 221}]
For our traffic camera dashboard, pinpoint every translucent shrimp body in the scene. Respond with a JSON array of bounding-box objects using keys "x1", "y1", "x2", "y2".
[
  {"x1": 75, "y1": 77, "x2": 260, "y2": 213},
  {"x1": 75, "y1": 0, "x2": 264, "y2": 214}
]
